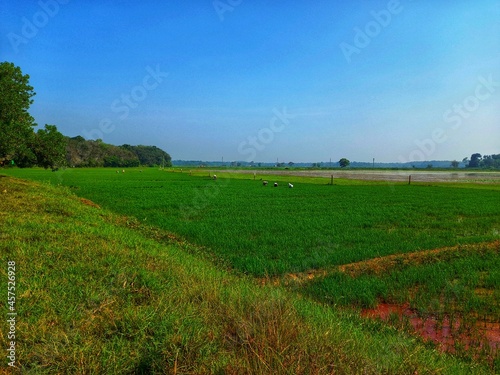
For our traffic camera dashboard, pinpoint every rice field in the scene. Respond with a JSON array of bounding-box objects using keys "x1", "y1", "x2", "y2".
[
  {"x1": 3, "y1": 174, "x2": 495, "y2": 373},
  {"x1": 5, "y1": 167, "x2": 499, "y2": 276},
  {"x1": 3, "y1": 167, "x2": 499, "y2": 365}
]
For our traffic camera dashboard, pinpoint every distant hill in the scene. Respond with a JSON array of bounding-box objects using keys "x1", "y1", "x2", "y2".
[{"x1": 66, "y1": 136, "x2": 172, "y2": 168}]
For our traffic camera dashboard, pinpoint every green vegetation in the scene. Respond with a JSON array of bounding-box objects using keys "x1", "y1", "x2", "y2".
[
  {"x1": 66, "y1": 136, "x2": 139, "y2": 168},
  {"x1": 2, "y1": 175, "x2": 490, "y2": 374},
  {"x1": 2, "y1": 168, "x2": 499, "y2": 370},
  {"x1": 66, "y1": 136, "x2": 172, "y2": 168},
  {"x1": 300, "y1": 241, "x2": 500, "y2": 365},
  {"x1": 6, "y1": 168, "x2": 499, "y2": 277},
  {"x1": 339, "y1": 158, "x2": 350, "y2": 168},
  {"x1": 0, "y1": 62, "x2": 67, "y2": 170},
  {"x1": 2, "y1": 58, "x2": 498, "y2": 373},
  {"x1": 302, "y1": 241, "x2": 499, "y2": 315},
  {"x1": 0, "y1": 62, "x2": 172, "y2": 171},
  {"x1": 465, "y1": 153, "x2": 500, "y2": 169}
]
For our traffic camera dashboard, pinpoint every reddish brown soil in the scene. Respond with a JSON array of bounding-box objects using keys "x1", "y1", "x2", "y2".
[{"x1": 362, "y1": 303, "x2": 500, "y2": 354}]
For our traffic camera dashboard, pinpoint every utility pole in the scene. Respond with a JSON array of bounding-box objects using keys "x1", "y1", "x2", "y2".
[{"x1": 373, "y1": 158, "x2": 375, "y2": 169}]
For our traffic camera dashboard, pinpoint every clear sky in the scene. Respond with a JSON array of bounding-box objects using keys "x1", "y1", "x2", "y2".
[{"x1": 1, "y1": 0, "x2": 499, "y2": 163}]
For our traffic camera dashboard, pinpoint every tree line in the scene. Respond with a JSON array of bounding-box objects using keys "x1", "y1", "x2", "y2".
[
  {"x1": 462, "y1": 153, "x2": 500, "y2": 169},
  {"x1": 66, "y1": 137, "x2": 172, "y2": 168},
  {"x1": 0, "y1": 61, "x2": 171, "y2": 170}
]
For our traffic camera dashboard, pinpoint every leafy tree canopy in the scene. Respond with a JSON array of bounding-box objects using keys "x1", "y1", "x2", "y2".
[
  {"x1": 0, "y1": 62, "x2": 35, "y2": 125},
  {"x1": 0, "y1": 61, "x2": 37, "y2": 162},
  {"x1": 468, "y1": 153, "x2": 482, "y2": 168},
  {"x1": 34, "y1": 125, "x2": 68, "y2": 170},
  {"x1": 339, "y1": 158, "x2": 350, "y2": 168},
  {"x1": 465, "y1": 153, "x2": 500, "y2": 169},
  {"x1": 66, "y1": 138, "x2": 171, "y2": 168},
  {"x1": 0, "y1": 62, "x2": 172, "y2": 169},
  {"x1": 120, "y1": 144, "x2": 172, "y2": 167}
]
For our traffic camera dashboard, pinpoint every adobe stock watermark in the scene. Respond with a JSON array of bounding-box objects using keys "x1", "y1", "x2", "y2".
[
  {"x1": 82, "y1": 64, "x2": 168, "y2": 141},
  {"x1": 443, "y1": 75, "x2": 499, "y2": 131},
  {"x1": 7, "y1": 0, "x2": 71, "y2": 54},
  {"x1": 398, "y1": 74, "x2": 499, "y2": 165},
  {"x1": 180, "y1": 174, "x2": 231, "y2": 221},
  {"x1": 181, "y1": 107, "x2": 295, "y2": 220},
  {"x1": 339, "y1": 0, "x2": 403, "y2": 63},
  {"x1": 238, "y1": 107, "x2": 296, "y2": 162},
  {"x1": 6, "y1": 261, "x2": 17, "y2": 368},
  {"x1": 213, "y1": 0, "x2": 243, "y2": 21}
]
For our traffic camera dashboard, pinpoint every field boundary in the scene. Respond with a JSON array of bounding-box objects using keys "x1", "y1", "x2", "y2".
[{"x1": 262, "y1": 241, "x2": 500, "y2": 286}]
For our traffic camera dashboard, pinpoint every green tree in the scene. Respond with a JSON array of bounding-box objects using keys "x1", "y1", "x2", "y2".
[
  {"x1": 450, "y1": 160, "x2": 459, "y2": 168},
  {"x1": 67, "y1": 137, "x2": 141, "y2": 167},
  {"x1": 120, "y1": 144, "x2": 171, "y2": 167},
  {"x1": 34, "y1": 125, "x2": 67, "y2": 170},
  {"x1": 480, "y1": 154, "x2": 500, "y2": 169},
  {"x1": 0, "y1": 62, "x2": 36, "y2": 164},
  {"x1": 339, "y1": 158, "x2": 350, "y2": 168},
  {"x1": 467, "y1": 153, "x2": 482, "y2": 168}
]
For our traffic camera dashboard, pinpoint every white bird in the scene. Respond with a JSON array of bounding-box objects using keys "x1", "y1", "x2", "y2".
[{"x1": 288, "y1": 183, "x2": 294, "y2": 188}]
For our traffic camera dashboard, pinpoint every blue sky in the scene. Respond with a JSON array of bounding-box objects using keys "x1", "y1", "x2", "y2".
[{"x1": 1, "y1": 0, "x2": 499, "y2": 163}]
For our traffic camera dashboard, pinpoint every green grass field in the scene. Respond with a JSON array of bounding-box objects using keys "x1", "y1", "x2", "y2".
[
  {"x1": 4, "y1": 168, "x2": 500, "y2": 278},
  {"x1": 2, "y1": 167, "x2": 499, "y2": 371},
  {"x1": 3, "y1": 174, "x2": 495, "y2": 373},
  {"x1": 303, "y1": 242, "x2": 500, "y2": 311},
  {"x1": 300, "y1": 242, "x2": 499, "y2": 358}
]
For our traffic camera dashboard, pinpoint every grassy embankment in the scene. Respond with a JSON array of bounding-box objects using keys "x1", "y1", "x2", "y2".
[{"x1": 0, "y1": 174, "x2": 493, "y2": 374}]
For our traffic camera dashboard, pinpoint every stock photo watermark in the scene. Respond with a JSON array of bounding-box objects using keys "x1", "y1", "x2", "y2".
[
  {"x1": 339, "y1": 0, "x2": 404, "y2": 63},
  {"x1": 443, "y1": 75, "x2": 499, "y2": 131},
  {"x1": 180, "y1": 175, "x2": 231, "y2": 221},
  {"x1": 213, "y1": 0, "x2": 243, "y2": 21},
  {"x1": 7, "y1": 0, "x2": 71, "y2": 54},
  {"x1": 6, "y1": 261, "x2": 17, "y2": 368},
  {"x1": 399, "y1": 74, "x2": 499, "y2": 165},
  {"x1": 238, "y1": 107, "x2": 296, "y2": 162},
  {"x1": 180, "y1": 107, "x2": 295, "y2": 220},
  {"x1": 82, "y1": 64, "x2": 168, "y2": 141}
]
